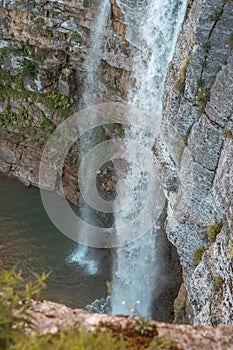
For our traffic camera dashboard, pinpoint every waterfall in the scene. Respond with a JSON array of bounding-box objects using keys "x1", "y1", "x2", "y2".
[
  {"x1": 111, "y1": 0, "x2": 187, "y2": 317},
  {"x1": 65, "y1": 0, "x2": 187, "y2": 315},
  {"x1": 66, "y1": 0, "x2": 111, "y2": 274}
]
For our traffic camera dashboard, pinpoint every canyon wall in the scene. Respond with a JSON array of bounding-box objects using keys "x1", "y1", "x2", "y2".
[
  {"x1": 157, "y1": 0, "x2": 233, "y2": 325},
  {"x1": 1, "y1": 0, "x2": 233, "y2": 326},
  {"x1": 0, "y1": 0, "x2": 132, "y2": 203}
]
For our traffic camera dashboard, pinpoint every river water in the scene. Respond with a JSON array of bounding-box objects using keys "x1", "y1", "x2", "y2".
[{"x1": 0, "y1": 175, "x2": 109, "y2": 309}]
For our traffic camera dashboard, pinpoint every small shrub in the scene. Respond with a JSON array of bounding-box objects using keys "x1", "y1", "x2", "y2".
[
  {"x1": 207, "y1": 221, "x2": 222, "y2": 242},
  {"x1": 130, "y1": 316, "x2": 154, "y2": 336},
  {"x1": 0, "y1": 267, "x2": 48, "y2": 349},
  {"x1": 193, "y1": 247, "x2": 207, "y2": 268}
]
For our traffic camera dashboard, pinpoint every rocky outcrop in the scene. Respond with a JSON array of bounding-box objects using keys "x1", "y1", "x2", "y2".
[
  {"x1": 27, "y1": 300, "x2": 233, "y2": 349},
  {"x1": 158, "y1": 0, "x2": 233, "y2": 325},
  {"x1": 0, "y1": 0, "x2": 133, "y2": 200}
]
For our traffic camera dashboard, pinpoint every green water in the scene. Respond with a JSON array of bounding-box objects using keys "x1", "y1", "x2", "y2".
[{"x1": 0, "y1": 175, "x2": 109, "y2": 309}]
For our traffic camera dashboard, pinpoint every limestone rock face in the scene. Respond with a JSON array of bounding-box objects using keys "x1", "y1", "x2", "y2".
[
  {"x1": 27, "y1": 300, "x2": 233, "y2": 349},
  {"x1": 0, "y1": 0, "x2": 133, "y2": 199},
  {"x1": 158, "y1": 0, "x2": 233, "y2": 325}
]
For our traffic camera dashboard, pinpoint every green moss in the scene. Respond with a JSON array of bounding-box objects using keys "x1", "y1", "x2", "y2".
[
  {"x1": 229, "y1": 34, "x2": 233, "y2": 50},
  {"x1": 20, "y1": 58, "x2": 38, "y2": 79},
  {"x1": 197, "y1": 78, "x2": 204, "y2": 88},
  {"x1": 202, "y1": 41, "x2": 211, "y2": 52},
  {"x1": 223, "y1": 129, "x2": 233, "y2": 140},
  {"x1": 148, "y1": 337, "x2": 179, "y2": 349},
  {"x1": 33, "y1": 17, "x2": 45, "y2": 27},
  {"x1": 193, "y1": 247, "x2": 207, "y2": 268},
  {"x1": 213, "y1": 275, "x2": 223, "y2": 290},
  {"x1": 174, "y1": 53, "x2": 190, "y2": 95},
  {"x1": 39, "y1": 90, "x2": 74, "y2": 112},
  {"x1": 227, "y1": 241, "x2": 233, "y2": 259},
  {"x1": 107, "y1": 123, "x2": 125, "y2": 138},
  {"x1": 174, "y1": 299, "x2": 186, "y2": 323},
  {"x1": 200, "y1": 60, "x2": 207, "y2": 69},
  {"x1": 197, "y1": 88, "x2": 210, "y2": 115},
  {"x1": 70, "y1": 31, "x2": 83, "y2": 44},
  {"x1": 207, "y1": 221, "x2": 222, "y2": 242},
  {"x1": 212, "y1": 7, "x2": 223, "y2": 21},
  {"x1": 175, "y1": 126, "x2": 192, "y2": 167}
]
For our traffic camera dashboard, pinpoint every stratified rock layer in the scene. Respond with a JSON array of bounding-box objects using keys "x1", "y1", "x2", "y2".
[
  {"x1": 0, "y1": 0, "x2": 133, "y2": 197},
  {"x1": 158, "y1": 0, "x2": 233, "y2": 325},
  {"x1": 28, "y1": 300, "x2": 233, "y2": 350}
]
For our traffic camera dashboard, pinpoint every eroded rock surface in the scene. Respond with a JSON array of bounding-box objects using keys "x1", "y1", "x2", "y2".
[
  {"x1": 28, "y1": 300, "x2": 233, "y2": 350},
  {"x1": 0, "y1": 0, "x2": 133, "y2": 197},
  {"x1": 158, "y1": 0, "x2": 233, "y2": 325}
]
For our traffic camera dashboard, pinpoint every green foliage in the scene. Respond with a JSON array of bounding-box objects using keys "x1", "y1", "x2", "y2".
[
  {"x1": 0, "y1": 99, "x2": 17, "y2": 128},
  {"x1": 174, "y1": 53, "x2": 190, "y2": 96},
  {"x1": 207, "y1": 221, "x2": 222, "y2": 242},
  {"x1": 43, "y1": 90, "x2": 74, "y2": 111},
  {"x1": 0, "y1": 267, "x2": 48, "y2": 349},
  {"x1": 0, "y1": 267, "x2": 181, "y2": 350},
  {"x1": 19, "y1": 58, "x2": 38, "y2": 79},
  {"x1": 130, "y1": 317, "x2": 154, "y2": 336},
  {"x1": 193, "y1": 247, "x2": 207, "y2": 268},
  {"x1": 223, "y1": 129, "x2": 233, "y2": 140},
  {"x1": 13, "y1": 329, "x2": 127, "y2": 350},
  {"x1": 213, "y1": 275, "x2": 223, "y2": 291},
  {"x1": 148, "y1": 336, "x2": 179, "y2": 350}
]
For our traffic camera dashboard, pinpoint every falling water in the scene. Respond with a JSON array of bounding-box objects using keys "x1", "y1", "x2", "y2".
[
  {"x1": 111, "y1": 0, "x2": 187, "y2": 317},
  {"x1": 66, "y1": 0, "x2": 111, "y2": 274}
]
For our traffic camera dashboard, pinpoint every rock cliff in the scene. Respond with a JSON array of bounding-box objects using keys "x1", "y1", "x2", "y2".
[
  {"x1": 0, "y1": 0, "x2": 233, "y2": 328},
  {"x1": 0, "y1": 0, "x2": 133, "y2": 202},
  {"x1": 158, "y1": 0, "x2": 233, "y2": 325},
  {"x1": 26, "y1": 300, "x2": 233, "y2": 349}
]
